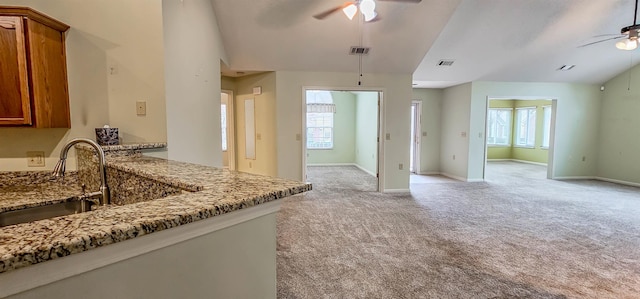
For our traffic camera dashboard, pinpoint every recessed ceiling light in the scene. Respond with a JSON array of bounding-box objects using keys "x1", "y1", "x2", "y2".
[{"x1": 558, "y1": 65, "x2": 575, "y2": 71}]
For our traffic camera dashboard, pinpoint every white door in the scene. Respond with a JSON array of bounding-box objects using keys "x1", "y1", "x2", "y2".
[{"x1": 410, "y1": 101, "x2": 421, "y2": 174}]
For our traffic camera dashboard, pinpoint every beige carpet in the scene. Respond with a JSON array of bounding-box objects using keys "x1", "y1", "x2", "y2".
[{"x1": 276, "y1": 163, "x2": 640, "y2": 298}]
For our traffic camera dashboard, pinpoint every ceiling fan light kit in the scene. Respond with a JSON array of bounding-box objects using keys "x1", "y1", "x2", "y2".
[
  {"x1": 617, "y1": 0, "x2": 640, "y2": 50},
  {"x1": 314, "y1": 0, "x2": 421, "y2": 22},
  {"x1": 616, "y1": 24, "x2": 640, "y2": 50}
]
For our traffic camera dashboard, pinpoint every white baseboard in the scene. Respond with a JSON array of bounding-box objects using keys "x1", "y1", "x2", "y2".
[
  {"x1": 353, "y1": 163, "x2": 377, "y2": 177},
  {"x1": 487, "y1": 159, "x2": 547, "y2": 166},
  {"x1": 383, "y1": 189, "x2": 410, "y2": 193},
  {"x1": 307, "y1": 163, "x2": 355, "y2": 167},
  {"x1": 552, "y1": 176, "x2": 596, "y2": 180},
  {"x1": 416, "y1": 171, "x2": 440, "y2": 175},
  {"x1": 595, "y1": 177, "x2": 640, "y2": 188},
  {"x1": 467, "y1": 178, "x2": 485, "y2": 182},
  {"x1": 440, "y1": 173, "x2": 467, "y2": 182}
]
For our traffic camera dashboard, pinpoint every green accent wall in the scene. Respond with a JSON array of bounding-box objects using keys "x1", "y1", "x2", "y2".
[
  {"x1": 307, "y1": 91, "x2": 356, "y2": 164},
  {"x1": 354, "y1": 92, "x2": 378, "y2": 175},
  {"x1": 487, "y1": 99, "x2": 551, "y2": 164}
]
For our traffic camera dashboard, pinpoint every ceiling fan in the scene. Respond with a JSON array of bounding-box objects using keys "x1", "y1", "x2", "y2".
[
  {"x1": 313, "y1": 0, "x2": 421, "y2": 22},
  {"x1": 580, "y1": 0, "x2": 640, "y2": 50}
]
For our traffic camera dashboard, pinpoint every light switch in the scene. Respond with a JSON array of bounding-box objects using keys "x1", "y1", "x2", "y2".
[
  {"x1": 385, "y1": 133, "x2": 391, "y2": 140},
  {"x1": 257, "y1": 133, "x2": 262, "y2": 140},
  {"x1": 422, "y1": 132, "x2": 427, "y2": 137}
]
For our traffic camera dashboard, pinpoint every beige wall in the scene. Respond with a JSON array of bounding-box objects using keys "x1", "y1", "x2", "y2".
[
  {"x1": 234, "y1": 73, "x2": 278, "y2": 176},
  {"x1": 275, "y1": 71, "x2": 412, "y2": 191},
  {"x1": 0, "y1": 0, "x2": 166, "y2": 171}
]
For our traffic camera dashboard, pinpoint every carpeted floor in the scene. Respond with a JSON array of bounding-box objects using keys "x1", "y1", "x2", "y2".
[{"x1": 276, "y1": 162, "x2": 640, "y2": 298}]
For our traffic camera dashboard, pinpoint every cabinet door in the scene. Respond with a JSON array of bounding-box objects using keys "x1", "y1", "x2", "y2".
[
  {"x1": 25, "y1": 18, "x2": 70, "y2": 128},
  {"x1": 0, "y1": 16, "x2": 31, "y2": 125}
]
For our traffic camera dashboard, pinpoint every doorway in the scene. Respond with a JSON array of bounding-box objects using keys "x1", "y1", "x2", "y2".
[
  {"x1": 302, "y1": 89, "x2": 382, "y2": 192},
  {"x1": 410, "y1": 100, "x2": 421, "y2": 174},
  {"x1": 221, "y1": 90, "x2": 236, "y2": 170},
  {"x1": 484, "y1": 98, "x2": 556, "y2": 181}
]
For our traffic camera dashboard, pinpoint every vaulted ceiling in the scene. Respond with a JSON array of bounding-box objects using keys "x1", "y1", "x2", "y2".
[{"x1": 212, "y1": 0, "x2": 640, "y2": 88}]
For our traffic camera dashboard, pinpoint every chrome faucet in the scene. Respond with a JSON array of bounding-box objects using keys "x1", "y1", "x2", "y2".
[{"x1": 52, "y1": 138, "x2": 110, "y2": 206}]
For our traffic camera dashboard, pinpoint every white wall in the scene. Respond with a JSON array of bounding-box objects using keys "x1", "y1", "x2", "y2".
[
  {"x1": 440, "y1": 83, "x2": 472, "y2": 180},
  {"x1": 275, "y1": 71, "x2": 412, "y2": 191},
  {"x1": 597, "y1": 64, "x2": 640, "y2": 184},
  {"x1": 470, "y1": 82, "x2": 602, "y2": 180},
  {"x1": 163, "y1": 0, "x2": 226, "y2": 167},
  {"x1": 354, "y1": 92, "x2": 379, "y2": 176},
  {"x1": 0, "y1": 0, "x2": 165, "y2": 171},
  {"x1": 412, "y1": 88, "x2": 443, "y2": 174}
]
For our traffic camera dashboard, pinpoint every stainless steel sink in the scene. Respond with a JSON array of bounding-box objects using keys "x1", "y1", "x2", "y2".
[{"x1": 0, "y1": 200, "x2": 94, "y2": 227}]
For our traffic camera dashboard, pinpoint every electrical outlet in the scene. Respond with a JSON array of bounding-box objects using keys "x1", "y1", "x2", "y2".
[
  {"x1": 27, "y1": 151, "x2": 45, "y2": 167},
  {"x1": 136, "y1": 101, "x2": 147, "y2": 116}
]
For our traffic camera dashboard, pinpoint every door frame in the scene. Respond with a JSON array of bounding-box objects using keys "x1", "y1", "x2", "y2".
[
  {"x1": 222, "y1": 90, "x2": 236, "y2": 171},
  {"x1": 483, "y1": 96, "x2": 557, "y2": 179},
  {"x1": 410, "y1": 100, "x2": 422, "y2": 174},
  {"x1": 301, "y1": 87, "x2": 385, "y2": 192}
]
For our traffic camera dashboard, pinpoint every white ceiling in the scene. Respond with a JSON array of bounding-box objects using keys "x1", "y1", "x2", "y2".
[{"x1": 212, "y1": 0, "x2": 640, "y2": 88}]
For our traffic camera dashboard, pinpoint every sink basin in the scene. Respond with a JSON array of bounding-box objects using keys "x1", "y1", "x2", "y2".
[{"x1": 0, "y1": 200, "x2": 94, "y2": 227}]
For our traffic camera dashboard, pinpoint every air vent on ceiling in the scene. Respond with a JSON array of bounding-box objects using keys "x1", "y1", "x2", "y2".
[
  {"x1": 438, "y1": 60, "x2": 455, "y2": 66},
  {"x1": 558, "y1": 65, "x2": 575, "y2": 71},
  {"x1": 350, "y1": 46, "x2": 371, "y2": 55}
]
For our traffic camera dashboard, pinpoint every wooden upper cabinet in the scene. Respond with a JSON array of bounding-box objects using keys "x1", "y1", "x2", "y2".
[{"x1": 0, "y1": 7, "x2": 70, "y2": 128}]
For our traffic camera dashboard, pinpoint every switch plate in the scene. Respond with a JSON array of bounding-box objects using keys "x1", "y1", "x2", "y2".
[
  {"x1": 399, "y1": 163, "x2": 403, "y2": 170},
  {"x1": 385, "y1": 133, "x2": 391, "y2": 140},
  {"x1": 422, "y1": 132, "x2": 427, "y2": 137},
  {"x1": 257, "y1": 133, "x2": 262, "y2": 140},
  {"x1": 296, "y1": 134, "x2": 301, "y2": 141},
  {"x1": 27, "y1": 151, "x2": 45, "y2": 167},
  {"x1": 136, "y1": 101, "x2": 147, "y2": 116}
]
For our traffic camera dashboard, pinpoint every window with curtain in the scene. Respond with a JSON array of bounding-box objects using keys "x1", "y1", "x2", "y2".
[
  {"x1": 515, "y1": 107, "x2": 536, "y2": 147},
  {"x1": 542, "y1": 106, "x2": 552, "y2": 148},
  {"x1": 486, "y1": 108, "x2": 512, "y2": 146},
  {"x1": 221, "y1": 103, "x2": 227, "y2": 151},
  {"x1": 306, "y1": 91, "x2": 335, "y2": 149}
]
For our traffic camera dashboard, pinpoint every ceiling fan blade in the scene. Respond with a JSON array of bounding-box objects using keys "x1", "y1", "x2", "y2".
[
  {"x1": 377, "y1": 0, "x2": 422, "y2": 2},
  {"x1": 313, "y1": 2, "x2": 356, "y2": 20},
  {"x1": 577, "y1": 36, "x2": 625, "y2": 48},
  {"x1": 313, "y1": 6, "x2": 343, "y2": 20}
]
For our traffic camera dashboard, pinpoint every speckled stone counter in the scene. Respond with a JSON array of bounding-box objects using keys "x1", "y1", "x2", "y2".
[
  {"x1": 0, "y1": 172, "x2": 81, "y2": 213},
  {"x1": 0, "y1": 146, "x2": 311, "y2": 274}
]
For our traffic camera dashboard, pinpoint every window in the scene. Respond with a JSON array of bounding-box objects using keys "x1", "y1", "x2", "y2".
[
  {"x1": 306, "y1": 91, "x2": 335, "y2": 149},
  {"x1": 515, "y1": 107, "x2": 536, "y2": 147},
  {"x1": 542, "y1": 106, "x2": 552, "y2": 148},
  {"x1": 221, "y1": 103, "x2": 227, "y2": 151},
  {"x1": 486, "y1": 108, "x2": 512, "y2": 146}
]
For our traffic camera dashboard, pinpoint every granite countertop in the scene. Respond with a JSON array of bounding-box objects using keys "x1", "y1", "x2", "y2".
[
  {"x1": 0, "y1": 172, "x2": 82, "y2": 213},
  {"x1": 0, "y1": 152, "x2": 311, "y2": 274}
]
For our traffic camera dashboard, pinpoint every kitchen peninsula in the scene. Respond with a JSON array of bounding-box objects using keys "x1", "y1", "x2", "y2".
[{"x1": 0, "y1": 143, "x2": 311, "y2": 298}]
